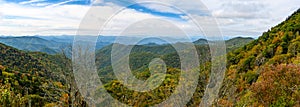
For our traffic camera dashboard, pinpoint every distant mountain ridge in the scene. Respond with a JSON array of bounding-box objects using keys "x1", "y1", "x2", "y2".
[
  {"x1": 0, "y1": 35, "x2": 254, "y2": 55},
  {"x1": 225, "y1": 37, "x2": 254, "y2": 52},
  {"x1": 0, "y1": 36, "x2": 69, "y2": 54}
]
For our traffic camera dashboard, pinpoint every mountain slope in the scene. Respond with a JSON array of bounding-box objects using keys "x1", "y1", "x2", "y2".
[
  {"x1": 225, "y1": 37, "x2": 254, "y2": 52},
  {"x1": 0, "y1": 43, "x2": 85, "y2": 106},
  {"x1": 0, "y1": 43, "x2": 56, "y2": 106},
  {"x1": 96, "y1": 37, "x2": 252, "y2": 72},
  {"x1": 219, "y1": 8, "x2": 300, "y2": 106},
  {"x1": 0, "y1": 36, "x2": 69, "y2": 54},
  {"x1": 193, "y1": 38, "x2": 208, "y2": 45},
  {"x1": 93, "y1": 36, "x2": 253, "y2": 106},
  {"x1": 0, "y1": 43, "x2": 48, "y2": 72}
]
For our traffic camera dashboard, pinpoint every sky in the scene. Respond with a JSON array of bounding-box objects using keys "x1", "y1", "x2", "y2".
[{"x1": 0, "y1": 0, "x2": 299, "y2": 38}]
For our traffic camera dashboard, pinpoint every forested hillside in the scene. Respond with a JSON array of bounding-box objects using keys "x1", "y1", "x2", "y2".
[
  {"x1": 225, "y1": 37, "x2": 254, "y2": 52},
  {"x1": 218, "y1": 8, "x2": 300, "y2": 106},
  {"x1": 0, "y1": 36, "x2": 68, "y2": 54},
  {"x1": 94, "y1": 37, "x2": 253, "y2": 106},
  {"x1": 96, "y1": 37, "x2": 251, "y2": 84},
  {"x1": 0, "y1": 43, "x2": 86, "y2": 106}
]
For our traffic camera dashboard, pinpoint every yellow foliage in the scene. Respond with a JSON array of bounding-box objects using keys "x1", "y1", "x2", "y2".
[
  {"x1": 44, "y1": 103, "x2": 57, "y2": 107},
  {"x1": 60, "y1": 93, "x2": 69, "y2": 104},
  {"x1": 54, "y1": 82, "x2": 63, "y2": 88},
  {"x1": 292, "y1": 56, "x2": 300, "y2": 64},
  {"x1": 2, "y1": 72, "x2": 14, "y2": 77}
]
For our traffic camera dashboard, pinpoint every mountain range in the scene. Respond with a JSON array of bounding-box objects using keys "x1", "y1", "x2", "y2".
[
  {"x1": 0, "y1": 8, "x2": 299, "y2": 107},
  {"x1": 0, "y1": 35, "x2": 253, "y2": 55}
]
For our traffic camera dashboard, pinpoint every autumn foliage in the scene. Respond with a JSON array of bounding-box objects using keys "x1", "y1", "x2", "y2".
[{"x1": 251, "y1": 64, "x2": 300, "y2": 106}]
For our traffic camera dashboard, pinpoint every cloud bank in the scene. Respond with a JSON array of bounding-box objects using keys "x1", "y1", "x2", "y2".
[{"x1": 0, "y1": 0, "x2": 299, "y2": 38}]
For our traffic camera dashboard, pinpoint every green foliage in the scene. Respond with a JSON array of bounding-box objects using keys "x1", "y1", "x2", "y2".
[
  {"x1": 219, "y1": 8, "x2": 300, "y2": 106},
  {"x1": 243, "y1": 71, "x2": 258, "y2": 84},
  {"x1": 238, "y1": 55, "x2": 256, "y2": 72},
  {"x1": 288, "y1": 41, "x2": 300, "y2": 56},
  {"x1": 0, "y1": 43, "x2": 86, "y2": 106},
  {"x1": 226, "y1": 37, "x2": 254, "y2": 52}
]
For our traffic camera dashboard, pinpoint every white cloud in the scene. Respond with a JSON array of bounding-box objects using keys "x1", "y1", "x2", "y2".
[
  {"x1": 0, "y1": 0, "x2": 299, "y2": 38},
  {"x1": 0, "y1": 0, "x2": 203, "y2": 37},
  {"x1": 0, "y1": 2, "x2": 90, "y2": 35},
  {"x1": 45, "y1": 0, "x2": 78, "y2": 8},
  {"x1": 80, "y1": 5, "x2": 198, "y2": 37},
  {"x1": 202, "y1": 0, "x2": 300, "y2": 36},
  {"x1": 91, "y1": 0, "x2": 104, "y2": 5},
  {"x1": 19, "y1": 0, "x2": 46, "y2": 5},
  {"x1": 141, "y1": 3, "x2": 182, "y2": 14}
]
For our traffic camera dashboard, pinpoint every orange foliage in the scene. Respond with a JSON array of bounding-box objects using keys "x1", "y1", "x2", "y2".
[
  {"x1": 218, "y1": 99, "x2": 234, "y2": 107},
  {"x1": 251, "y1": 64, "x2": 300, "y2": 106},
  {"x1": 60, "y1": 93, "x2": 69, "y2": 104},
  {"x1": 0, "y1": 65, "x2": 4, "y2": 70}
]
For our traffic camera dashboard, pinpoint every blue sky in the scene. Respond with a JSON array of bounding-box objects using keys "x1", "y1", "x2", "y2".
[
  {"x1": 3, "y1": 0, "x2": 92, "y2": 6},
  {"x1": 0, "y1": 0, "x2": 299, "y2": 37},
  {"x1": 2, "y1": 0, "x2": 188, "y2": 20}
]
